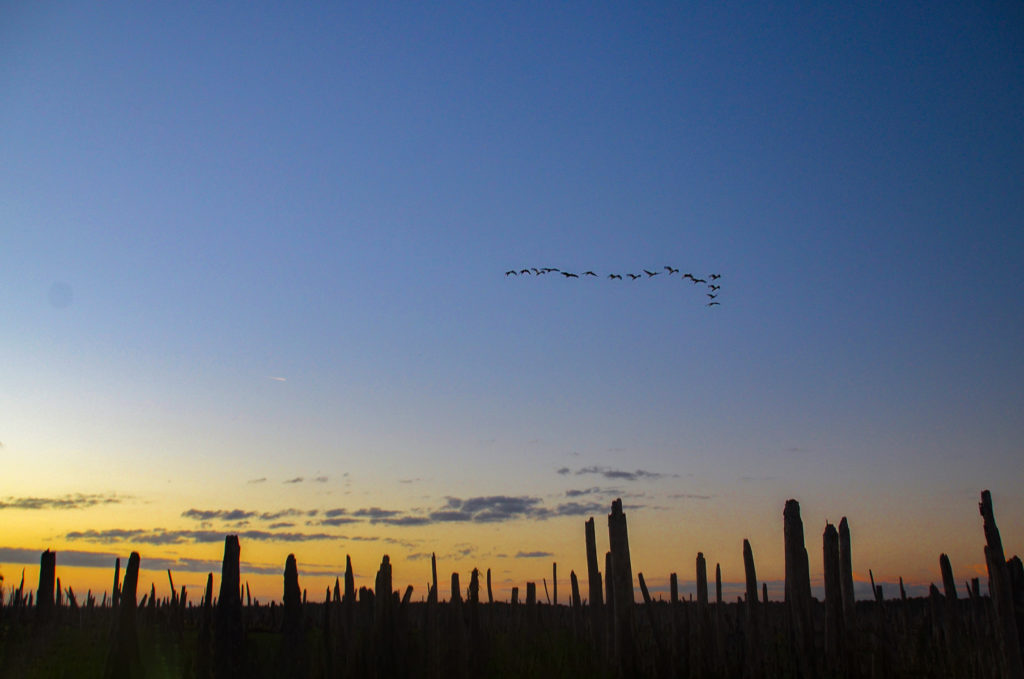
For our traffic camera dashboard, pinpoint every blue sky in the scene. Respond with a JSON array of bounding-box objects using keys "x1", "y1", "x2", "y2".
[{"x1": 1, "y1": 1, "x2": 1022, "y2": 598}]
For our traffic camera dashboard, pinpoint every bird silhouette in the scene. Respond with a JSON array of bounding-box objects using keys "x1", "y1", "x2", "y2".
[
  {"x1": 627, "y1": 273, "x2": 641, "y2": 280},
  {"x1": 707, "y1": 293, "x2": 718, "y2": 299},
  {"x1": 531, "y1": 268, "x2": 540, "y2": 274},
  {"x1": 520, "y1": 269, "x2": 531, "y2": 275},
  {"x1": 608, "y1": 274, "x2": 622, "y2": 280},
  {"x1": 584, "y1": 271, "x2": 597, "y2": 276},
  {"x1": 682, "y1": 273, "x2": 695, "y2": 281},
  {"x1": 692, "y1": 278, "x2": 707, "y2": 284},
  {"x1": 707, "y1": 301, "x2": 720, "y2": 307},
  {"x1": 561, "y1": 272, "x2": 579, "y2": 278},
  {"x1": 665, "y1": 266, "x2": 679, "y2": 275},
  {"x1": 505, "y1": 270, "x2": 517, "y2": 276},
  {"x1": 709, "y1": 274, "x2": 721, "y2": 280},
  {"x1": 643, "y1": 269, "x2": 659, "y2": 277},
  {"x1": 544, "y1": 268, "x2": 560, "y2": 273},
  {"x1": 709, "y1": 284, "x2": 720, "y2": 291}
]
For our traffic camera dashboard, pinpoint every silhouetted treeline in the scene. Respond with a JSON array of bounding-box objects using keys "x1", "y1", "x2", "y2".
[{"x1": 1, "y1": 490, "x2": 1022, "y2": 678}]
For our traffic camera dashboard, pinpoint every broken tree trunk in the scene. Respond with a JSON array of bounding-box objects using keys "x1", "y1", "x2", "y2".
[
  {"x1": 743, "y1": 539, "x2": 763, "y2": 679},
  {"x1": 215, "y1": 535, "x2": 245, "y2": 679},
  {"x1": 783, "y1": 499, "x2": 816, "y2": 679},
  {"x1": 36, "y1": 549, "x2": 56, "y2": 624},
  {"x1": 823, "y1": 522, "x2": 844, "y2": 673},
  {"x1": 104, "y1": 552, "x2": 141, "y2": 679},
  {"x1": 940, "y1": 553, "x2": 958, "y2": 600},
  {"x1": 980, "y1": 490, "x2": 1024, "y2": 679},
  {"x1": 608, "y1": 498, "x2": 637, "y2": 676},
  {"x1": 839, "y1": 517, "x2": 855, "y2": 629}
]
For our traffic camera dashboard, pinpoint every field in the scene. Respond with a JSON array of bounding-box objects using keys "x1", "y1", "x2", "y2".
[{"x1": 1, "y1": 492, "x2": 1021, "y2": 678}]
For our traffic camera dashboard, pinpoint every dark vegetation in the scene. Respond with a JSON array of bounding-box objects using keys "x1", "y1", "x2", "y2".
[{"x1": 1, "y1": 491, "x2": 1022, "y2": 678}]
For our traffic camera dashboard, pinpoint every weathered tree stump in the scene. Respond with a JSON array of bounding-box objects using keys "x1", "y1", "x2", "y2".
[{"x1": 104, "y1": 551, "x2": 141, "y2": 679}]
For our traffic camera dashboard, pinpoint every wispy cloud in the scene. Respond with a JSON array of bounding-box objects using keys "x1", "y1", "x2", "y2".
[
  {"x1": 565, "y1": 487, "x2": 619, "y2": 497},
  {"x1": 376, "y1": 516, "x2": 432, "y2": 527},
  {"x1": 515, "y1": 551, "x2": 553, "y2": 558},
  {"x1": 353, "y1": 507, "x2": 402, "y2": 521},
  {"x1": 556, "y1": 467, "x2": 571, "y2": 475},
  {"x1": 545, "y1": 501, "x2": 607, "y2": 517},
  {"x1": 247, "y1": 477, "x2": 267, "y2": 484},
  {"x1": 573, "y1": 466, "x2": 676, "y2": 481},
  {"x1": 283, "y1": 477, "x2": 304, "y2": 484},
  {"x1": 182, "y1": 508, "x2": 314, "y2": 523},
  {"x1": 312, "y1": 517, "x2": 359, "y2": 527},
  {"x1": 182, "y1": 508, "x2": 257, "y2": 522},
  {"x1": 669, "y1": 493, "x2": 712, "y2": 500},
  {"x1": 0, "y1": 493, "x2": 130, "y2": 510},
  {"x1": 66, "y1": 528, "x2": 336, "y2": 545},
  {"x1": 268, "y1": 376, "x2": 287, "y2": 382}
]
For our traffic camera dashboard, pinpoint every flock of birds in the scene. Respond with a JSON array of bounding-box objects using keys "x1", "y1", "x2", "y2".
[{"x1": 505, "y1": 266, "x2": 723, "y2": 306}]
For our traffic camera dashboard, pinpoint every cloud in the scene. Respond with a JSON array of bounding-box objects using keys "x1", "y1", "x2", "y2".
[
  {"x1": 182, "y1": 509, "x2": 257, "y2": 522},
  {"x1": 267, "y1": 522, "x2": 294, "y2": 529},
  {"x1": 573, "y1": 466, "x2": 675, "y2": 481},
  {"x1": 283, "y1": 477, "x2": 304, "y2": 484},
  {"x1": 669, "y1": 493, "x2": 712, "y2": 500},
  {"x1": 439, "y1": 496, "x2": 544, "y2": 523},
  {"x1": 515, "y1": 551, "x2": 554, "y2": 558},
  {"x1": 0, "y1": 493, "x2": 129, "y2": 511},
  {"x1": 317, "y1": 494, "x2": 616, "y2": 528},
  {"x1": 352, "y1": 507, "x2": 401, "y2": 521},
  {"x1": 377, "y1": 516, "x2": 432, "y2": 527},
  {"x1": 565, "y1": 487, "x2": 617, "y2": 497},
  {"x1": 548, "y1": 501, "x2": 606, "y2": 516},
  {"x1": 314, "y1": 517, "x2": 359, "y2": 527},
  {"x1": 66, "y1": 528, "x2": 336, "y2": 545},
  {"x1": 268, "y1": 376, "x2": 287, "y2": 382},
  {"x1": 259, "y1": 509, "x2": 312, "y2": 521},
  {"x1": 313, "y1": 476, "x2": 329, "y2": 483},
  {"x1": 247, "y1": 478, "x2": 267, "y2": 484},
  {"x1": 181, "y1": 508, "x2": 313, "y2": 523},
  {"x1": 556, "y1": 467, "x2": 571, "y2": 475}
]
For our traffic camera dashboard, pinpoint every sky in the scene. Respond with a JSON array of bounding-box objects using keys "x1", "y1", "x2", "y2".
[{"x1": 1, "y1": 1, "x2": 1022, "y2": 604}]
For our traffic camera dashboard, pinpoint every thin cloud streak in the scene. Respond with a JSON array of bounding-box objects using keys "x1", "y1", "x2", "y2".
[
  {"x1": 66, "y1": 528, "x2": 337, "y2": 545},
  {"x1": 0, "y1": 494, "x2": 130, "y2": 510}
]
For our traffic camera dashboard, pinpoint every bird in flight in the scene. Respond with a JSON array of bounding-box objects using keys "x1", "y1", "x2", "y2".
[
  {"x1": 520, "y1": 269, "x2": 531, "y2": 275},
  {"x1": 561, "y1": 272, "x2": 579, "y2": 278},
  {"x1": 709, "y1": 284, "x2": 720, "y2": 291},
  {"x1": 584, "y1": 271, "x2": 597, "y2": 276},
  {"x1": 665, "y1": 266, "x2": 679, "y2": 275},
  {"x1": 627, "y1": 273, "x2": 641, "y2": 280},
  {"x1": 707, "y1": 301, "x2": 720, "y2": 307},
  {"x1": 682, "y1": 273, "x2": 695, "y2": 281},
  {"x1": 505, "y1": 270, "x2": 517, "y2": 276},
  {"x1": 608, "y1": 274, "x2": 622, "y2": 280},
  {"x1": 691, "y1": 277, "x2": 707, "y2": 284},
  {"x1": 643, "y1": 269, "x2": 660, "y2": 277},
  {"x1": 707, "y1": 293, "x2": 718, "y2": 299},
  {"x1": 709, "y1": 274, "x2": 721, "y2": 280}
]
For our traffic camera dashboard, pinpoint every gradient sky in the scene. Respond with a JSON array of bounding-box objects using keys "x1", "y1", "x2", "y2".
[{"x1": 2, "y1": 2, "x2": 1022, "y2": 603}]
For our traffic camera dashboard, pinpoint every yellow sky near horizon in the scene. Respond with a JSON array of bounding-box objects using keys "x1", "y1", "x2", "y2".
[{"x1": 1, "y1": 484, "x2": 1016, "y2": 604}]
